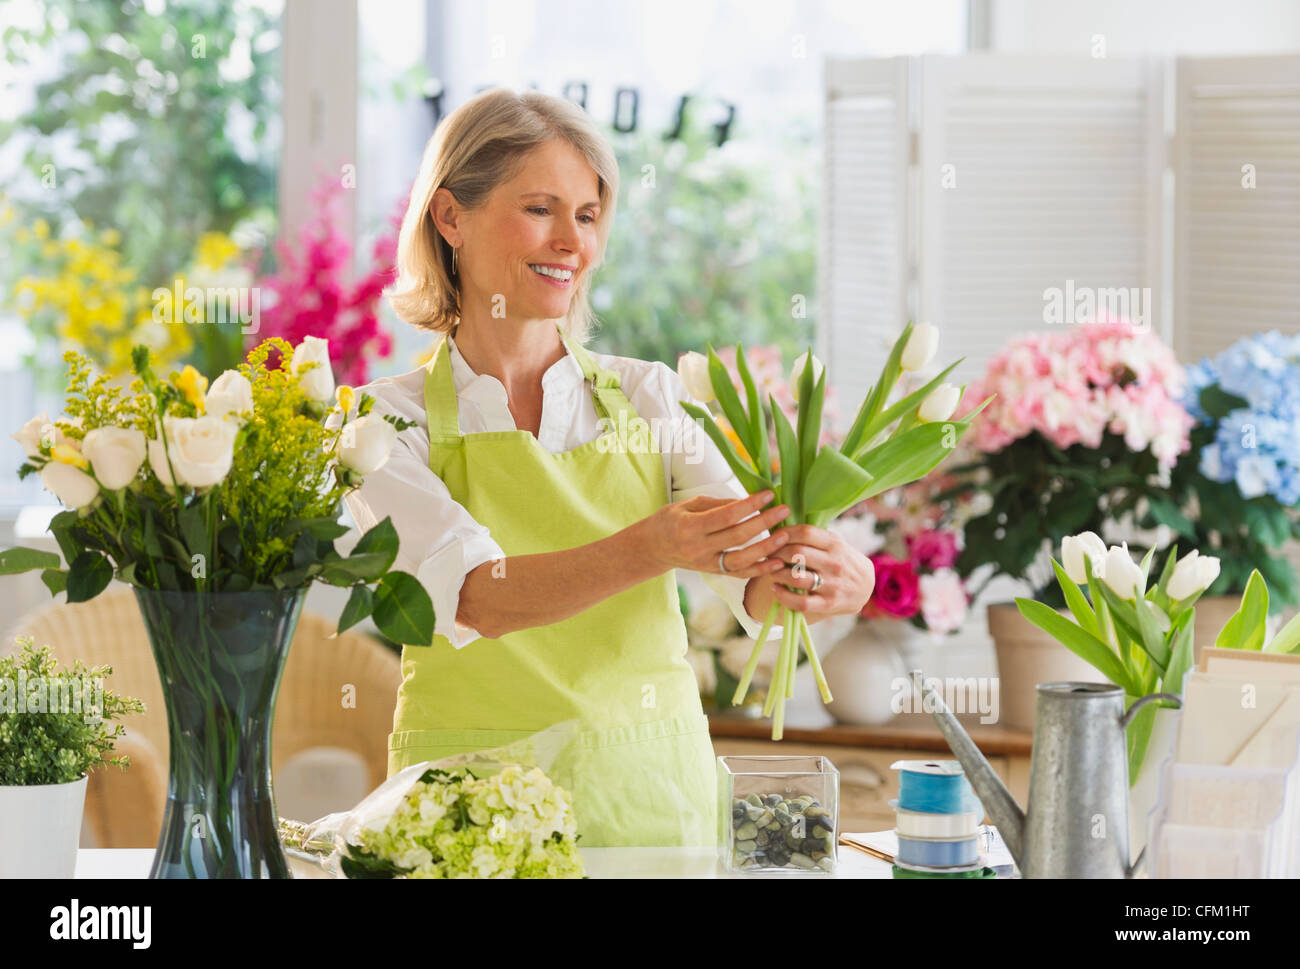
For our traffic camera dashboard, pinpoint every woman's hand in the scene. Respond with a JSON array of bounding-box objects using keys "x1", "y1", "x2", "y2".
[
  {"x1": 638, "y1": 490, "x2": 791, "y2": 579},
  {"x1": 765, "y1": 524, "x2": 875, "y2": 622}
]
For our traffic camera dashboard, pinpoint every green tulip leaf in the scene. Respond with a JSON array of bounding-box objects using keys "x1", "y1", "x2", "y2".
[
  {"x1": 681, "y1": 401, "x2": 772, "y2": 495},
  {"x1": 1016, "y1": 598, "x2": 1138, "y2": 694}
]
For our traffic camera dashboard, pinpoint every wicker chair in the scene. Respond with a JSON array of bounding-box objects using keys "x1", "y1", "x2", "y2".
[{"x1": 4, "y1": 584, "x2": 401, "y2": 848}]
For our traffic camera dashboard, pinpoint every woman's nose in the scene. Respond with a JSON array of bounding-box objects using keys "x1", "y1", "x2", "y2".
[{"x1": 552, "y1": 215, "x2": 584, "y2": 253}]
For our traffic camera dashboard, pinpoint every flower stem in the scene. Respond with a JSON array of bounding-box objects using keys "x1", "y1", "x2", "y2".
[
  {"x1": 798, "y1": 611, "x2": 833, "y2": 703},
  {"x1": 763, "y1": 619, "x2": 787, "y2": 719},
  {"x1": 731, "y1": 599, "x2": 781, "y2": 706}
]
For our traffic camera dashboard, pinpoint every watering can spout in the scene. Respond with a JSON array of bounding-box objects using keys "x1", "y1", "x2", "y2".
[{"x1": 912, "y1": 671, "x2": 1027, "y2": 869}]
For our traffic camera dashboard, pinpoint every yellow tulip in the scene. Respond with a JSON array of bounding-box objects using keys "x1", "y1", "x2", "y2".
[
  {"x1": 175, "y1": 365, "x2": 209, "y2": 410},
  {"x1": 336, "y1": 385, "x2": 355, "y2": 414},
  {"x1": 51, "y1": 444, "x2": 90, "y2": 471}
]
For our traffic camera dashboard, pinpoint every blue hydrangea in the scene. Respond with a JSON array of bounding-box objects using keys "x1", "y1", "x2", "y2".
[{"x1": 1179, "y1": 331, "x2": 1300, "y2": 506}]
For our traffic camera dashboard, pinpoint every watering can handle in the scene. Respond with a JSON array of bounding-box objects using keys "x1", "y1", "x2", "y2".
[{"x1": 1119, "y1": 692, "x2": 1182, "y2": 730}]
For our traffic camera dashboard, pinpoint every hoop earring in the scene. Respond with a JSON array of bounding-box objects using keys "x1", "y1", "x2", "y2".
[{"x1": 451, "y1": 246, "x2": 459, "y2": 276}]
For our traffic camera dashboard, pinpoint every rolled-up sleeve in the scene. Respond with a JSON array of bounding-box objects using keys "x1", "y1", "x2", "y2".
[
  {"x1": 651, "y1": 362, "x2": 783, "y2": 642},
  {"x1": 329, "y1": 387, "x2": 503, "y2": 648}
]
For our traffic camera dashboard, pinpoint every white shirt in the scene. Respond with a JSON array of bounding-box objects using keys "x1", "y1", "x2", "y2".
[{"x1": 337, "y1": 332, "x2": 776, "y2": 648}]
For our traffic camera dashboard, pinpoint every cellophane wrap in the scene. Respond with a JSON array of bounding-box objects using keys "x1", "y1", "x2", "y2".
[{"x1": 278, "y1": 719, "x2": 584, "y2": 878}]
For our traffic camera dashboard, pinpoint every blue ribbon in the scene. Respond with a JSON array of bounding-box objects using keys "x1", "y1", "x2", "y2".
[
  {"x1": 896, "y1": 835, "x2": 980, "y2": 868},
  {"x1": 896, "y1": 768, "x2": 982, "y2": 815}
]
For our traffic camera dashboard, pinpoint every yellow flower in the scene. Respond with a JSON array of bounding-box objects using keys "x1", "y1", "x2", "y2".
[
  {"x1": 32, "y1": 218, "x2": 50, "y2": 240},
  {"x1": 51, "y1": 444, "x2": 90, "y2": 470},
  {"x1": 174, "y1": 365, "x2": 209, "y2": 410},
  {"x1": 335, "y1": 385, "x2": 355, "y2": 414},
  {"x1": 195, "y1": 231, "x2": 240, "y2": 270},
  {"x1": 722, "y1": 423, "x2": 751, "y2": 465},
  {"x1": 99, "y1": 227, "x2": 121, "y2": 247}
]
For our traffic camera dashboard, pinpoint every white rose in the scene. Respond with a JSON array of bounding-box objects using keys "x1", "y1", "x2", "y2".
[
  {"x1": 205, "y1": 370, "x2": 254, "y2": 422},
  {"x1": 337, "y1": 414, "x2": 397, "y2": 475},
  {"x1": 12, "y1": 414, "x2": 75, "y2": 458},
  {"x1": 81, "y1": 426, "x2": 147, "y2": 490},
  {"x1": 900, "y1": 322, "x2": 939, "y2": 371},
  {"x1": 1061, "y1": 531, "x2": 1108, "y2": 584},
  {"x1": 40, "y1": 461, "x2": 99, "y2": 509},
  {"x1": 291, "y1": 335, "x2": 335, "y2": 402},
  {"x1": 13, "y1": 413, "x2": 54, "y2": 458},
  {"x1": 917, "y1": 382, "x2": 959, "y2": 423},
  {"x1": 789, "y1": 351, "x2": 825, "y2": 401},
  {"x1": 156, "y1": 415, "x2": 238, "y2": 488},
  {"x1": 677, "y1": 351, "x2": 715, "y2": 403},
  {"x1": 1166, "y1": 549, "x2": 1221, "y2": 600},
  {"x1": 1101, "y1": 543, "x2": 1144, "y2": 600},
  {"x1": 687, "y1": 595, "x2": 738, "y2": 642}
]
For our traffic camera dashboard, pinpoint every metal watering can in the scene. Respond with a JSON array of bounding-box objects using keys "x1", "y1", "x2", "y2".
[{"x1": 913, "y1": 672, "x2": 1180, "y2": 878}]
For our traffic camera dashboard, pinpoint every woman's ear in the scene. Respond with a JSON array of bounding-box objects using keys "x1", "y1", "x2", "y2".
[{"x1": 430, "y1": 187, "x2": 461, "y2": 248}]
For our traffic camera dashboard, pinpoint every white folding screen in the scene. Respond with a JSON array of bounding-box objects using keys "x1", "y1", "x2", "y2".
[
  {"x1": 917, "y1": 55, "x2": 1166, "y2": 384},
  {"x1": 1174, "y1": 55, "x2": 1300, "y2": 362},
  {"x1": 822, "y1": 52, "x2": 1300, "y2": 391},
  {"x1": 819, "y1": 57, "x2": 911, "y2": 405}
]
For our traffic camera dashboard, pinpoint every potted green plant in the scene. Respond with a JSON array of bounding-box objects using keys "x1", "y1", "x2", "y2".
[
  {"x1": 951, "y1": 322, "x2": 1195, "y2": 729},
  {"x1": 0, "y1": 636, "x2": 145, "y2": 877}
]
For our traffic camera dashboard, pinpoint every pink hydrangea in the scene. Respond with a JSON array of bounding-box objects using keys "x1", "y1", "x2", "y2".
[
  {"x1": 919, "y1": 569, "x2": 968, "y2": 634},
  {"x1": 962, "y1": 322, "x2": 1193, "y2": 467}
]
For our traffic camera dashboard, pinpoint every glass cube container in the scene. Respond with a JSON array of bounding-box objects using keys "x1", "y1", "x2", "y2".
[{"x1": 718, "y1": 755, "x2": 840, "y2": 873}]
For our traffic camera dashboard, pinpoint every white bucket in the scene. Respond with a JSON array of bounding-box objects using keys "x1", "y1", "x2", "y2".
[{"x1": 0, "y1": 775, "x2": 88, "y2": 878}]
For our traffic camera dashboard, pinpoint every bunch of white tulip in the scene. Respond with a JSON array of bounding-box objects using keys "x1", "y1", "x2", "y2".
[
  {"x1": 677, "y1": 322, "x2": 987, "y2": 740},
  {"x1": 1019, "y1": 532, "x2": 1296, "y2": 785}
]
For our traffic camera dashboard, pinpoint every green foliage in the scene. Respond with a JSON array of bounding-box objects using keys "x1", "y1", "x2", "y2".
[
  {"x1": 0, "y1": 636, "x2": 146, "y2": 786},
  {"x1": 953, "y1": 430, "x2": 1171, "y2": 607},
  {"x1": 0, "y1": 0, "x2": 280, "y2": 293},
  {"x1": 588, "y1": 111, "x2": 816, "y2": 365}
]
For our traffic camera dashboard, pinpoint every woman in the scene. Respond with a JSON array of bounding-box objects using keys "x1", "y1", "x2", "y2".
[{"x1": 343, "y1": 88, "x2": 875, "y2": 847}]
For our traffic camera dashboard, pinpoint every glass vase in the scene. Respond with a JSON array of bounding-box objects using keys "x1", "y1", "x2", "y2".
[{"x1": 133, "y1": 586, "x2": 307, "y2": 879}]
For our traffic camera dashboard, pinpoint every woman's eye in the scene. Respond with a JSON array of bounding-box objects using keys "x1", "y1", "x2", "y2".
[{"x1": 528, "y1": 206, "x2": 596, "y2": 224}]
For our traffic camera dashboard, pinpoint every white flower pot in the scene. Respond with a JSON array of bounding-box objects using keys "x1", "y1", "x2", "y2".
[
  {"x1": 1129, "y1": 707, "x2": 1180, "y2": 868},
  {"x1": 821, "y1": 620, "x2": 910, "y2": 726},
  {"x1": 0, "y1": 775, "x2": 88, "y2": 878}
]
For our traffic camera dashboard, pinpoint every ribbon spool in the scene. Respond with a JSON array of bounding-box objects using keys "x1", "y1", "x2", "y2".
[
  {"x1": 891, "y1": 760, "x2": 982, "y2": 815},
  {"x1": 892, "y1": 863, "x2": 996, "y2": 880},
  {"x1": 896, "y1": 834, "x2": 980, "y2": 868},
  {"x1": 891, "y1": 800, "x2": 980, "y2": 840}
]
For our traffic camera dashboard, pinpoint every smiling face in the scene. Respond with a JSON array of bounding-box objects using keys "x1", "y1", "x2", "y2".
[{"x1": 441, "y1": 138, "x2": 602, "y2": 327}]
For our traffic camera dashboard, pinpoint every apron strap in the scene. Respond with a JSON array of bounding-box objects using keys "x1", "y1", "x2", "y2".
[{"x1": 423, "y1": 324, "x2": 642, "y2": 467}]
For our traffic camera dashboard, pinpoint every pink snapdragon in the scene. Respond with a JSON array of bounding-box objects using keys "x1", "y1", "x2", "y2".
[{"x1": 251, "y1": 177, "x2": 403, "y2": 387}]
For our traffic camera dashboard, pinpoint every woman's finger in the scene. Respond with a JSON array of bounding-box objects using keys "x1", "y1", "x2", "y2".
[
  {"x1": 716, "y1": 531, "x2": 789, "y2": 575},
  {"x1": 698, "y1": 490, "x2": 775, "y2": 530},
  {"x1": 772, "y1": 523, "x2": 838, "y2": 552},
  {"x1": 772, "y1": 580, "x2": 832, "y2": 614},
  {"x1": 712, "y1": 503, "x2": 789, "y2": 550}
]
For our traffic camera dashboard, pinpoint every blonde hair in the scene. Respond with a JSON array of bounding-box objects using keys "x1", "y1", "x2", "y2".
[{"x1": 389, "y1": 87, "x2": 620, "y2": 344}]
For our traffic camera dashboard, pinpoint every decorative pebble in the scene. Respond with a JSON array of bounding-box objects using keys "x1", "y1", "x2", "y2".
[{"x1": 728, "y1": 793, "x2": 836, "y2": 872}]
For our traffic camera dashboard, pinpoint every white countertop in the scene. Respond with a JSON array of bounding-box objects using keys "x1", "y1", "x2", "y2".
[{"x1": 74, "y1": 846, "x2": 894, "y2": 879}]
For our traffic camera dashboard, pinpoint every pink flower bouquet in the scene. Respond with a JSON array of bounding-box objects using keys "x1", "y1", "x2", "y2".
[{"x1": 952, "y1": 321, "x2": 1194, "y2": 603}]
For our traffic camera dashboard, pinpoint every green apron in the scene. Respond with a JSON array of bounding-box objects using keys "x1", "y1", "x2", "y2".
[{"x1": 386, "y1": 324, "x2": 718, "y2": 847}]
